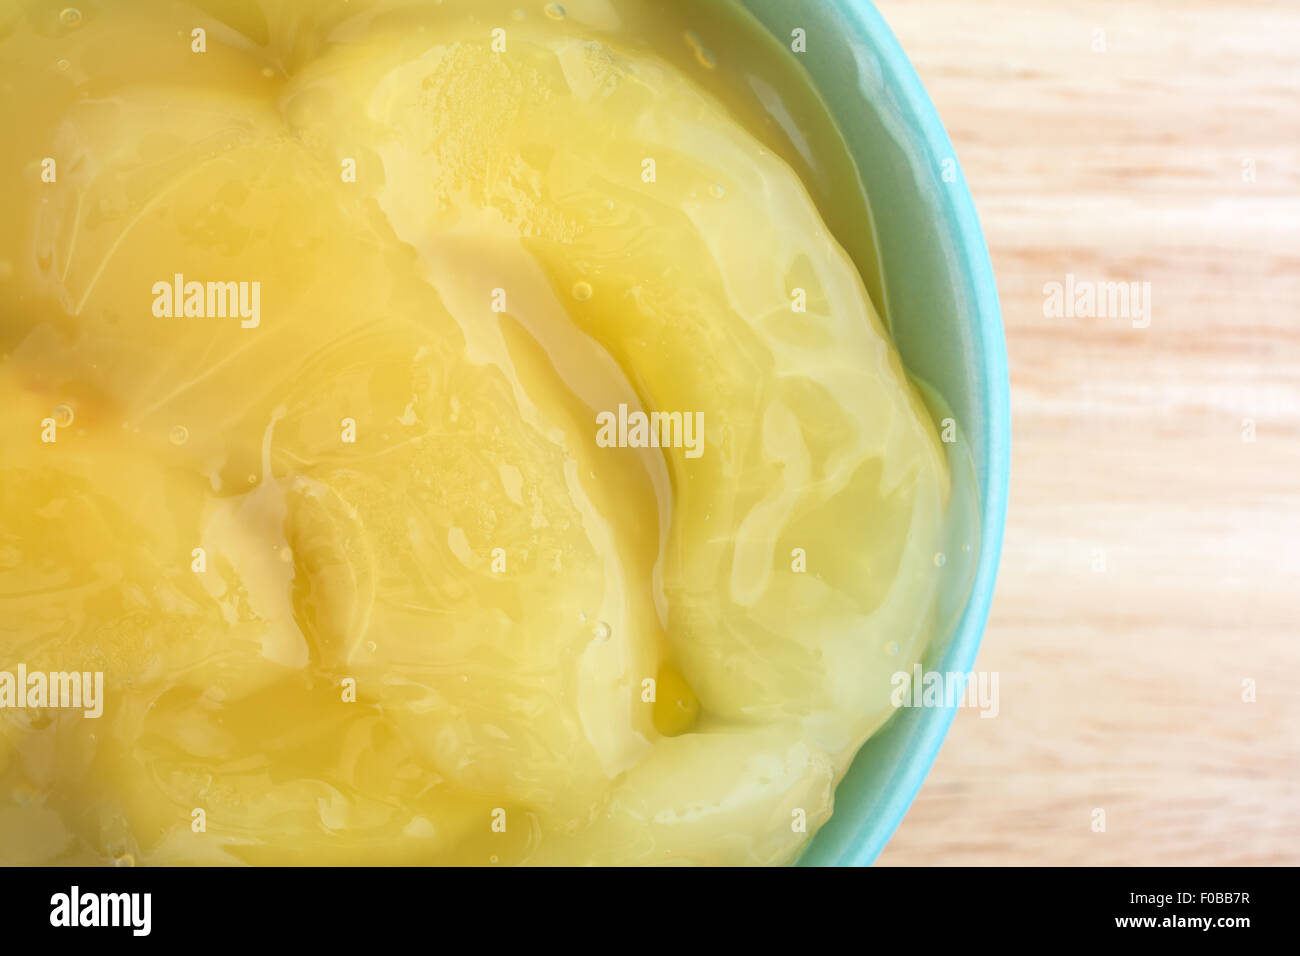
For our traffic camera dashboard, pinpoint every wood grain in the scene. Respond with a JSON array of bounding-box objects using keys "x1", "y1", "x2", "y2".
[{"x1": 871, "y1": 0, "x2": 1300, "y2": 866}]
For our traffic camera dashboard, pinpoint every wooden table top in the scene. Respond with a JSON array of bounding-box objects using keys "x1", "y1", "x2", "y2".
[{"x1": 872, "y1": 0, "x2": 1300, "y2": 866}]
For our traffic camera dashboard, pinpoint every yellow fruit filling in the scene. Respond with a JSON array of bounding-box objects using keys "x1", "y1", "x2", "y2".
[{"x1": 0, "y1": 0, "x2": 975, "y2": 865}]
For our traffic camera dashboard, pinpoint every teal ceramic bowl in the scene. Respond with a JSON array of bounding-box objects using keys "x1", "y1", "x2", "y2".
[{"x1": 727, "y1": 0, "x2": 1011, "y2": 865}]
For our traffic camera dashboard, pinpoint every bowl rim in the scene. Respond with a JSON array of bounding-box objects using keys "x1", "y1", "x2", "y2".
[{"x1": 800, "y1": 0, "x2": 1011, "y2": 865}]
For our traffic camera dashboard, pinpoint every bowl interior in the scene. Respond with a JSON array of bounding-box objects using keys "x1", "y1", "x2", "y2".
[{"x1": 730, "y1": 0, "x2": 1011, "y2": 865}]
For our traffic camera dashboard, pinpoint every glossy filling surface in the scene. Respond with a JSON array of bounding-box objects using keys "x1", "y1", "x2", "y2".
[{"x1": 0, "y1": 0, "x2": 974, "y2": 864}]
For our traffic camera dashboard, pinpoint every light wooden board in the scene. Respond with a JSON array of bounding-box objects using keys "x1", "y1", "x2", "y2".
[{"x1": 871, "y1": 0, "x2": 1300, "y2": 866}]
